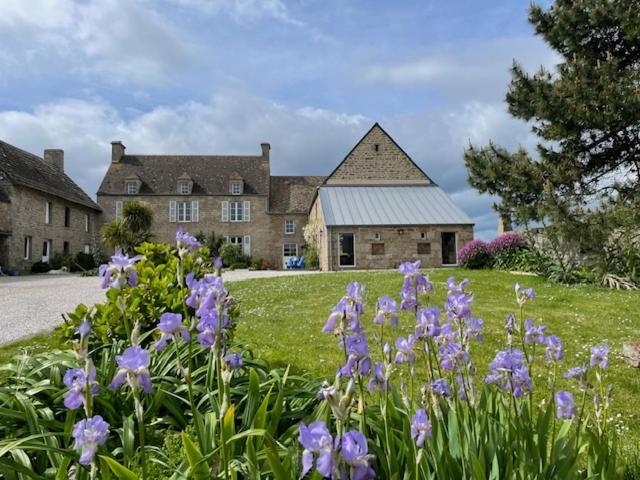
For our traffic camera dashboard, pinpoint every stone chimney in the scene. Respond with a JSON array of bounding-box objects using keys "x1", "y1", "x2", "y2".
[
  {"x1": 261, "y1": 142, "x2": 270, "y2": 161},
  {"x1": 43, "y1": 149, "x2": 64, "y2": 171},
  {"x1": 111, "y1": 141, "x2": 126, "y2": 163},
  {"x1": 497, "y1": 213, "x2": 513, "y2": 235}
]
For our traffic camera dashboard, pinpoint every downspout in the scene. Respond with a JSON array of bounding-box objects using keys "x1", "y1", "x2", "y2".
[{"x1": 328, "y1": 226, "x2": 332, "y2": 272}]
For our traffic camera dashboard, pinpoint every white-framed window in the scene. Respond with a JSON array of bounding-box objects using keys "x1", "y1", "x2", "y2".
[
  {"x1": 373, "y1": 232, "x2": 381, "y2": 241},
  {"x1": 222, "y1": 201, "x2": 249, "y2": 222},
  {"x1": 84, "y1": 244, "x2": 91, "y2": 254},
  {"x1": 126, "y1": 181, "x2": 138, "y2": 195},
  {"x1": 115, "y1": 201, "x2": 123, "y2": 220},
  {"x1": 45, "y1": 201, "x2": 52, "y2": 224},
  {"x1": 85, "y1": 214, "x2": 90, "y2": 232},
  {"x1": 230, "y1": 201, "x2": 243, "y2": 221},
  {"x1": 23, "y1": 236, "x2": 31, "y2": 260},
  {"x1": 170, "y1": 200, "x2": 199, "y2": 223},
  {"x1": 285, "y1": 219, "x2": 295, "y2": 234},
  {"x1": 179, "y1": 182, "x2": 190, "y2": 195},
  {"x1": 231, "y1": 181, "x2": 242, "y2": 195},
  {"x1": 178, "y1": 201, "x2": 192, "y2": 222},
  {"x1": 283, "y1": 243, "x2": 298, "y2": 257},
  {"x1": 225, "y1": 235, "x2": 251, "y2": 256}
]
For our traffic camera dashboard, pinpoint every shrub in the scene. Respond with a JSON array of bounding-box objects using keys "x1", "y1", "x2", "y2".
[
  {"x1": 458, "y1": 239, "x2": 492, "y2": 268},
  {"x1": 30, "y1": 261, "x2": 52, "y2": 273},
  {"x1": 219, "y1": 242, "x2": 244, "y2": 267},
  {"x1": 305, "y1": 244, "x2": 319, "y2": 269},
  {"x1": 75, "y1": 251, "x2": 97, "y2": 271},
  {"x1": 487, "y1": 231, "x2": 528, "y2": 255}
]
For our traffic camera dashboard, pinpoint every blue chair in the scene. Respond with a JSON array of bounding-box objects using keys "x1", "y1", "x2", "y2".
[
  {"x1": 296, "y1": 256, "x2": 306, "y2": 269},
  {"x1": 286, "y1": 256, "x2": 298, "y2": 269}
]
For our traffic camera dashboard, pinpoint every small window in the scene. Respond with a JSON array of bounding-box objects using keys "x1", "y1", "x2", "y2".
[
  {"x1": 23, "y1": 236, "x2": 31, "y2": 260},
  {"x1": 417, "y1": 242, "x2": 431, "y2": 255},
  {"x1": 371, "y1": 243, "x2": 385, "y2": 255},
  {"x1": 64, "y1": 207, "x2": 71, "y2": 227},
  {"x1": 126, "y1": 182, "x2": 138, "y2": 195},
  {"x1": 85, "y1": 214, "x2": 90, "y2": 232},
  {"x1": 285, "y1": 219, "x2": 295, "y2": 234},
  {"x1": 84, "y1": 244, "x2": 91, "y2": 254},
  {"x1": 231, "y1": 181, "x2": 242, "y2": 195},
  {"x1": 45, "y1": 201, "x2": 52, "y2": 224},
  {"x1": 177, "y1": 201, "x2": 192, "y2": 222},
  {"x1": 374, "y1": 143, "x2": 380, "y2": 152},
  {"x1": 179, "y1": 182, "x2": 190, "y2": 195},
  {"x1": 283, "y1": 243, "x2": 298, "y2": 257},
  {"x1": 227, "y1": 236, "x2": 243, "y2": 246},
  {"x1": 63, "y1": 241, "x2": 70, "y2": 254},
  {"x1": 373, "y1": 232, "x2": 381, "y2": 241},
  {"x1": 420, "y1": 232, "x2": 427, "y2": 240},
  {"x1": 230, "y1": 201, "x2": 244, "y2": 222}
]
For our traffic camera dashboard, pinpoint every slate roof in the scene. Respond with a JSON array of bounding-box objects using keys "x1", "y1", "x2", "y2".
[
  {"x1": 98, "y1": 154, "x2": 269, "y2": 196},
  {"x1": 0, "y1": 140, "x2": 101, "y2": 210},
  {"x1": 317, "y1": 185, "x2": 474, "y2": 226},
  {"x1": 269, "y1": 176, "x2": 326, "y2": 213}
]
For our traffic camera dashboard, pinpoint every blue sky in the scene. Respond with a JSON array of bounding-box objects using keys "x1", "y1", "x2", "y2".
[{"x1": 0, "y1": 0, "x2": 556, "y2": 239}]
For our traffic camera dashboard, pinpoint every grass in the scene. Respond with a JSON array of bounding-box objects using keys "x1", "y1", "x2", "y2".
[
  {"x1": 228, "y1": 269, "x2": 640, "y2": 450},
  {"x1": 1, "y1": 268, "x2": 639, "y2": 453}
]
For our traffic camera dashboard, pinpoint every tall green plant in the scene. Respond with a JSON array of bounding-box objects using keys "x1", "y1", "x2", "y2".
[{"x1": 101, "y1": 201, "x2": 154, "y2": 253}]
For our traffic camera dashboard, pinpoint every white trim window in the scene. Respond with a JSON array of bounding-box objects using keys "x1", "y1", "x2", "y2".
[
  {"x1": 230, "y1": 201, "x2": 243, "y2": 222},
  {"x1": 283, "y1": 243, "x2": 298, "y2": 257},
  {"x1": 23, "y1": 236, "x2": 31, "y2": 260},
  {"x1": 179, "y1": 181, "x2": 190, "y2": 195},
  {"x1": 177, "y1": 201, "x2": 192, "y2": 222},
  {"x1": 45, "y1": 201, "x2": 52, "y2": 224},
  {"x1": 84, "y1": 244, "x2": 91, "y2": 254},
  {"x1": 126, "y1": 181, "x2": 138, "y2": 195},
  {"x1": 284, "y1": 219, "x2": 295, "y2": 234},
  {"x1": 230, "y1": 181, "x2": 242, "y2": 195},
  {"x1": 116, "y1": 201, "x2": 123, "y2": 220},
  {"x1": 85, "y1": 214, "x2": 90, "y2": 232}
]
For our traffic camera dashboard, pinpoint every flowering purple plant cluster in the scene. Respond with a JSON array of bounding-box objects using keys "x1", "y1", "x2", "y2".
[
  {"x1": 486, "y1": 231, "x2": 528, "y2": 255},
  {"x1": 457, "y1": 239, "x2": 492, "y2": 269}
]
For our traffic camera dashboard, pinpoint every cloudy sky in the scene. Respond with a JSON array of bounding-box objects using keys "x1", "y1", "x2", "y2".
[{"x1": 0, "y1": 0, "x2": 557, "y2": 239}]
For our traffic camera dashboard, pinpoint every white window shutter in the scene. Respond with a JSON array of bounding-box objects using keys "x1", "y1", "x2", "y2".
[
  {"x1": 243, "y1": 201, "x2": 250, "y2": 222},
  {"x1": 243, "y1": 235, "x2": 251, "y2": 256},
  {"x1": 192, "y1": 200, "x2": 199, "y2": 222},
  {"x1": 169, "y1": 200, "x2": 177, "y2": 223},
  {"x1": 221, "y1": 201, "x2": 229, "y2": 222},
  {"x1": 116, "y1": 201, "x2": 123, "y2": 220},
  {"x1": 224, "y1": 235, "x2": 230, "y2": 243}
]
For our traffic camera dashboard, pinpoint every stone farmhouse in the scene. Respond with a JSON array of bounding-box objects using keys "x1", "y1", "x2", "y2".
[
  {"x1": 0, "y1": 141, "x2": 102, "y2": 273},
  {"x1": 97, "y1": 123, "x2": 474, "y2": 270}
]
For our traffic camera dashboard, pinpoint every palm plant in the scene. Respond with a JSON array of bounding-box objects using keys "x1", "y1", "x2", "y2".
[{"x1": 101, "y1": 201, "x2": 153, "y2": 253}]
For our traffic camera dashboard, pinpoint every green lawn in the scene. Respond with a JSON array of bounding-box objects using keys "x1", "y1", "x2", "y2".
[{"x1": 229, "y1": 269, "x2": 640, "y2": 447}]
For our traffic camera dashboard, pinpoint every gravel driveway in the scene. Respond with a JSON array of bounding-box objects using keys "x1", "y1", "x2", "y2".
[{"x1": 0, "y1": 269, "x2": 318, "y2": 345}]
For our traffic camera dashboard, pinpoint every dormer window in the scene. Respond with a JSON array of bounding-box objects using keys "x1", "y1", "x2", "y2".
[
  {"x1": 231, "y1": 181, "x2": 243, "y2": 195},
  {"x1": 126, "y1": 181, "x2": 138, "y2": 195},
  {"x1": 179, "y1": 181, "x2": 190, "y2": 195}
]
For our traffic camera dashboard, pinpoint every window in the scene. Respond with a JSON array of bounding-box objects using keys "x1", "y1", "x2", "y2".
[
  {"x1": 231, "y1": 181, "x2": 242, "y2": 195},
  {"x1": 179, "y1": 182, "x2": 190, "y2": 195},
  {"x1": 84, "y1": 244, "x2": 91, "y2": 254},
  {"x1": 374, "y1": 143, "x2": 380, "y2": 152},
  {"x1": 230, "y1": 202, "x2": 243, "y2": 222},
  {"x1": 45, "y1": 201, "x2": 52, "y2": 224},
  {"x1": 126, "y1": 181, "x2": 138, "y2": 195},
  {"x1": 373, "y1": 232, "x2": 381, "y2": 241},
  {"x1": 420, "y1": 232, "x2": 427, "y2": 240},
  {"x1": 417, "y1": 242, "x2": 431, "y2": 255},
  {"x1": 283, "y1": 243, "x2": 298, "y2": 257},
  {"x1": 338, "y1": 232, "x2": 355, "y2": 267},
  {"x1": 85, "y1": 214, "x2": 90, "y2": 232},
  {"x1": 177, "y1": 201, "x2": 192, "y2": 222},
  {"x1": 64, "y1": 207, "x2": 71, "y2": 227},
  {"x1": 23, "y1": 236, "x2": 31, "y2": 260},
  {"x1": 371, "y1": 243, "x2": 385, "y2": 255},
  {"x1": 63, "y1": 241, "x2": 70, "y2": 254},
  {"x1": 285, "y1": 219, "x2": 295, "y2": 234},
  {"x1": 116, "y1": 201, "x2": 123, "y2": 220}
]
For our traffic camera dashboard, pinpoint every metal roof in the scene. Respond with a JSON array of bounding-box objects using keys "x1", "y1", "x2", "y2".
[{"x1": 318, "y1": 185, "x2": 474, "y2": 227}]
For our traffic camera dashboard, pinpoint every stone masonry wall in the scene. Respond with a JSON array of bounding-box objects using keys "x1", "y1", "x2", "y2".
[
  {"x1": 325, "y1": 125, "x2": 430, "y2": 185},
  {"x1": 7, "y1": 185, "x2": 99, "y2": 272},
  {"x1": 325, "y1": 225, "x2": 474, "y2": 271}
]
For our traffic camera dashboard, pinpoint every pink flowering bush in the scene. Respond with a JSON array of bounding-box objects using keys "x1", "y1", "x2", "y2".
[
  {"x1": 458, "y1": 239, "x2": 493, "y2": 269},
  {"x1": 487, "y1": 231, "x2": 528, "y2": 255}
]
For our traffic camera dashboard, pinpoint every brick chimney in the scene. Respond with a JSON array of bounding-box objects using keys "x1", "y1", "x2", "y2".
[
  {"x1": 261, "y1": 142, "x2": 270, "y2": 161},
  {"x1": 43, "y1": 149, "x2": 64, "y2": 171},
  {"x1": 111, "y1": 141, "x2": 126, "y2": 163}
]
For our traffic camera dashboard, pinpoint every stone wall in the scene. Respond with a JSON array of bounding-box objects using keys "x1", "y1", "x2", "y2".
[
  {"x1": 325, "y1": 125, "x2": 430, "y2": 185},
  {"x1": 6, "y1": 185, "x2": 100, "y2": 272},
  {"x1": 322, "y1": 225, "x2": 473, "y2": 271}
]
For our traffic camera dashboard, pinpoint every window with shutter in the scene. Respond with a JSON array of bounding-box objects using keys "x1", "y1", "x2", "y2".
[
  {"x1": 243, "y1": 235, "x2": 251, "y2": 256},
  {"x1": 221, "y1": 201, "x2": 229, "y2": 222},
  {"x1": 192, "y1": 200, "x2": 199, "y2": 222},
  {"x1": 243, "y1": 201, "x2": 250, "y2": 222},
  {"x1": 116, "y1": 201, "x2": 123, "y2": 220},
  {"x1": 169, "y1": 200, "x2": 177, "y2": 222}
]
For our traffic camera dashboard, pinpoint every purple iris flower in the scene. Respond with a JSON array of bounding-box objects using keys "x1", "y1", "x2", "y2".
[
  {"x1": 590, "y1": 344, "x2": 609, "y2": 369},
  {"x1": 196, "y1": 313, "x2": 224, "y2": 348},
  {"x1": 77, "y1": 319, "x2": 92, "y2": 339},
  {"x1": 431, "y1": 378, "x2": 451, "y2": 398},
  {"x1": 446, "y1": 276, "x2": 469, "y2": 294},
  {"x1": 398, "y1": 260, "x2": 420, "y2": 275},
  {"x1": 323, "y1": 297, "x2": 363, "y2": 334},
  {"x1": 523, "y1": 318, "x2": 547, "y2": 344},
  {"x1": 439, "y1": 342, "x2": 470, "y2": 372},
  {"x1": 110, "y1": 346, "x2": 153, "y2": 394},
  {"x1": 341, "y1": 333, "x2": 372, "y2": 377},
  {"x1": 564, "y1": 365, "x2": 587, "y2": 380},
  {"x1": 63, "y1": 367, "x2": 99, "y2": 410},
  {"x1": 298, "y1": 421, "x2": 335, "y2": 478},
  {"x1": 176, "y1": 228, "x2": 201, "y2": 255},
  {"x1": 346, "y1": 281, "x2": 365, "y2": 314},
  {"x1": 399, "y1": 260, "x2": 432, "y2": 310},
  {"x1": 445, "y1": 291, "x2": 474, "y2": 320},
  {"x1": 98, "y1": 249, "x2": 143, "y2": 289},
  {"x1": 466, "y1": 317, "x2": 484, "y2": 343},
  {"x1": 515, "y1": 283, "x2": 536, "y2": 305},
  {"x1": 415, "y1": 307, "x2": 441, "y2": 339},
  {"x1": 367, "y1": 363, "x2": 387, "y2": 392},
  {"x1": 373, "y1": 296, "x2": 398, "y2": 327},
  {"x1": 545, "y1": 335, "x2": 563, "y2": 361},
  {"x1": 486, "y1": 349, "x2": 532, "y2": 398},
  {"x1": 410, "y1": 409, "x2": 432, "y2": 447},
  {"x1": 154, "y1": 312, "x2": 190, "y2": 351},
  {"x1": 341, "y1": 430, "x2": 376, "y2": 480},
  {"x1": 213, "y1": 256, "x2": 223, "y2": 272},
  {"x1": 72, "y1": 415, "x2": 110, "y2": 465},
  {"x1": 456, "y1": 375, "x2": 474, "y2": 400},
  {"x1": 394, "y1": 335, "x2": 416, "y2": 364},
  {"x1": 224, "y1": 353, "x2": 243, "y2": 370},
  {"x1": 186, "y1": 274, "x2": 228, "y2": 313},
  {"x1": 555, "y1": 391, "x2": 576, "y2": 419}
]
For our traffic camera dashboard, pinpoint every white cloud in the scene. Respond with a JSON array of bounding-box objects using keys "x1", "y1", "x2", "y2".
[
  {"x1": 0, "y1": 0, "x2": 194, "y2": 85},
  {"x1": 169, "y1": 0, "x2": 304, "y2": 26}
]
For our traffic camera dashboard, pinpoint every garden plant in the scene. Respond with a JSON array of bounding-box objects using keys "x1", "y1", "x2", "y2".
[{"x1": 0, "y1": 229, "x2": 624, "y2": 478}]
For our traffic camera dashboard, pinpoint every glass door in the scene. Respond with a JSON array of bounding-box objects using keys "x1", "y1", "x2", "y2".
[
  {"x1": 441, "y1": 232, "x2": 457, "y2": 265},
  {"x1": 338, "y1": 233, "x2": 355, "y2": 267}
]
